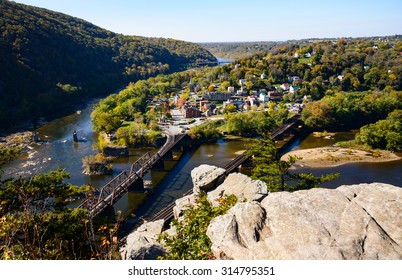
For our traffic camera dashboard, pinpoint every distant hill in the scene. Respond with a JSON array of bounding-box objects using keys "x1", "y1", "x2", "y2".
[
  {"x1": 0, "y1": 0, "x2": 216, "y2": 130},
  {"x1": 200, "y1": 42, "x2": 279, "y2": 59},
  {"x1": 201, "y1": 36, "x2": 402, "y2": 59}
]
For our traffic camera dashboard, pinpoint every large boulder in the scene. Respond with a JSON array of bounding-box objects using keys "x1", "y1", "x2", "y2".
[
  {"x1": 120, "y1": 219, "x2": 166, "y2": 260},
  {"x1": 207, "y1": 201, "x2": 270, "y2": 259},
  {"x1": 207, "y1": 183, "x2": 402, "y2": 260},
  {"x1": 191, "y1": 164, "x2": 226, "y2": 194},
  {"x1": 207, "y1": 173, "x2": 268, "y2": 207}
]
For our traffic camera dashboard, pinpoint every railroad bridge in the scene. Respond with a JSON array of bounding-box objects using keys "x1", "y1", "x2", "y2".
[
  {"x1": 79, "y1": 115, "x2": 301, "y2": 219},
  {"x1": 149, "y1": 115, "x2": 302, "y2": 224},
  {"x1": 78, "y1": 132, "x2": 187, "y2": 217}
]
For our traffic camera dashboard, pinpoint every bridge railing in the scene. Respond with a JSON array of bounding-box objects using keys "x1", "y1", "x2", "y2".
[
  {"x1": 78, "y1": 133, "x2": 187, "y2": 216},
  {"x1": 78, "y1": 170, "x2": 129, "y2": 210},
  {"x1": 96, "y1": 170, "x2": 129, "y2": 203},
  {"x1": 130, "y1": 152, "x2": 151, "y2": 176}
]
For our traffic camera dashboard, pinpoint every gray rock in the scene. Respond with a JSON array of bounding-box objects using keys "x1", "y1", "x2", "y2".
[
  {"x1": 191, "y1": 164, "x2": 226, "y2": 194},
  {"x1": 127, "y1": 244, "x2": 166, "y2": 260},
  {"x1": 120, "y1": 219, "x2": 166, "y2": 260},
  {"x1": 208, "y1": 202, "x2": 271, "y2": 259},
  {"x1": 337, "y1": 183, "x2": 402, "y2": 246},
  {"x1": 173, "y1": 194, "x2": 196, "y2": 219},
  {"x1": 207, "y1": 173, "x2": 268, "y2": 207},
  {"x1": 207, "y1": 183, "x2": 402, "y2": 260}
]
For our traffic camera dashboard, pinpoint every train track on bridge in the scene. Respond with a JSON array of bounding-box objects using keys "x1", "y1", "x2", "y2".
[{"x1": 146, "y1": 115, "x2": 302, "y2": 224}]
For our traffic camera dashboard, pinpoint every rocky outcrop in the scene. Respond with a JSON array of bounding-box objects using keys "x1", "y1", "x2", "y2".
[
  {"x1": 191, "y1": 164, "x2": 226, "y2": 194},
  {"x1": 174, "y1": 169, "x2": 268, "y2": 218},
  {"x1": 120, "y1": 163, "x2": 402, "y2": 260},
  {"x1": 173, "y1": 194, "x2": 196, "y2": 219},
  {"x1": 120, "y1": 219, "x2": 166, "y2": 260},
  {"x1": 207, "y1": 183, "x2": 402, "y2": 260},
  {"x1": 207, "y1": 173, "x2": 268, "y2": 207}
]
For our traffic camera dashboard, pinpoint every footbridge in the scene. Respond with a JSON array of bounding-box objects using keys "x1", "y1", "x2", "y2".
[{"x1": 78, "y1": 132, "x2": 186, "y2": 217}]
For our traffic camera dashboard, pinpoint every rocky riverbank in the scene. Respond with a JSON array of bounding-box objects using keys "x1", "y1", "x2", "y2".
[
  {"x1": 0, "y1": 131, "x2": 35, "y2": 150},
  {"x1": 0, "y1": 131, "x2": 38, "y2": 166},
  {"x1": 120, "y1": 164, "x2": 402, "y2": 260}
]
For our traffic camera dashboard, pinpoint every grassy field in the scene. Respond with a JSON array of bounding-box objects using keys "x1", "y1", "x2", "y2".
[{"x1": 298, "y1": 57, "x2": 310, "y2": 64}]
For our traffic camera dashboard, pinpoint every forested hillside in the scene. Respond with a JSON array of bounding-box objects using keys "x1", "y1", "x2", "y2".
[
  {"x1": 200, "y1": 41, "x2": 279, "y2": 59},
  {"x1": 0, "y1": 0, "x2": 216, "y2": 130}
]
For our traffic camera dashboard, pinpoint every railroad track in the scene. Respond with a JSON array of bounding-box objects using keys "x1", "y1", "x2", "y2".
[{"x1": 143, "y1": 116, "x2": 301, "y2": 225}]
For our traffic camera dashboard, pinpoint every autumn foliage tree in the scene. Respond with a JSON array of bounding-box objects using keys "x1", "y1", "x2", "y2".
[{"x1": 0, "y1": 169, "x2": 120, "y2": 259}]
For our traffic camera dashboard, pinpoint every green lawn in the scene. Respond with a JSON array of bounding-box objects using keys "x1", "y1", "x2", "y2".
[{"x1": 298, "y1": 57, "x2": 310, "y2": 64}]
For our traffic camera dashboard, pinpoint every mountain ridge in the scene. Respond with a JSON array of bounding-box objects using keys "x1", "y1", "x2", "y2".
[{"x1": 0, "y1": 0, "x2": 216, "y2": 130}]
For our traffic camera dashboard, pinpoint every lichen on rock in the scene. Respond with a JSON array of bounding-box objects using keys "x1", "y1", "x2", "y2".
[{"x1": 120, "y1": 164, "x2": 402, "y2": 260}]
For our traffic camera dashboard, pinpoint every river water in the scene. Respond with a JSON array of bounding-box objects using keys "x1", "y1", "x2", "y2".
[
  {"x1": 1, "y1": 99, "x2": 246, "y2": 218},
  {"x1": 2, "y1": 100, "x2": 401, "y2": 219},
  {"x1": 284, "y1": 132, "x2": 402, "y2": 188}
]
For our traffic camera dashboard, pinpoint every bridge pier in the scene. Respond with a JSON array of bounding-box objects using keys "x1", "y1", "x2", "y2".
[
  {"x1": 128, "y1": 177, "x2": 145, "y2": 193},
  {"x1": 172, "y1": 144, "x2": 186, "y2": 152},
  {"x1": 163, "y1": 150, "x2": 173, "y2": 160},
  {"x1": 98, "y1": 205, "x2": 116, "y2": 221},
  {"x1": 152, "y1": 158, "x2": 165, "y2": 171},
  {"x1": 274, "y1": 134, "x2": 285, "y2": 141}
]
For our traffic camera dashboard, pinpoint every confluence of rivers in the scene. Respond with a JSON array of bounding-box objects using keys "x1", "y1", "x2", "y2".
[{"x1": 2, "y1": 98, "x2": 401, "y2": 220}]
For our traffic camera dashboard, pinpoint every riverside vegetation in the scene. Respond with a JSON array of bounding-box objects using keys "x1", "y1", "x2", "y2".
[{"x1": 0, "y1": 169, "x2": 121, "y2": 259}]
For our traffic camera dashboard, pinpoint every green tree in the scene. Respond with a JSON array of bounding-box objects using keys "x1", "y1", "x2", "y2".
[
  {"x1": 246, "y1": 137, "x2": 339, "y2": 192},
  {"x1": 355, "y1": 109, "x2": 402, "y2": 151},
  {"x1": 188, "y1": 120, "x2": 223, "y2": 140},
  {"x1": 226, "y1": 111, "x2": 275, "y2": 137},
  {"x1": 219, "y1": 81, "x2": 231, "y2": 91},
  {"x1": 91, "y1": 111, "x2": 121, "y2": 134},
  {"x1": 158, "y1": 193, "x2": 237, "y2": 260},
  {"x1": 301, "y1": 101, "x2": 334, "y2": 129},
  {"x1": 0, "y1": 169, "x2": 121, "y2": 260},
  {"x1": 223, "y1": 103, "x2": 237, "y2": 114},
  {"x1": 115, "y1": 123, "x2": 161, "y2": 147},
  {"x1": 0, "y1": 169, "x2": 86, "y2": 259},
  {"x1": 268, "y1": 103, "x2": 289, "y2": 125}
]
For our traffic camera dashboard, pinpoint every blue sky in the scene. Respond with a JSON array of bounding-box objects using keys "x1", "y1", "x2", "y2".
[{"x1": 13, "y1": 0, "x2": 402, "y2": 42}]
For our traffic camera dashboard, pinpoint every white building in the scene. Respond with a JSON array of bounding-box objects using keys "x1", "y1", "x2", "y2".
[
  {"x1": 259, "y1": 92, "x2": 269, "y2": 103},
  {"x1": 290, "y1": 85, "x2": 299, "y2": 94},
  {"x1": 280, "y1": 83, "x2": 290, "y2": 91}
]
